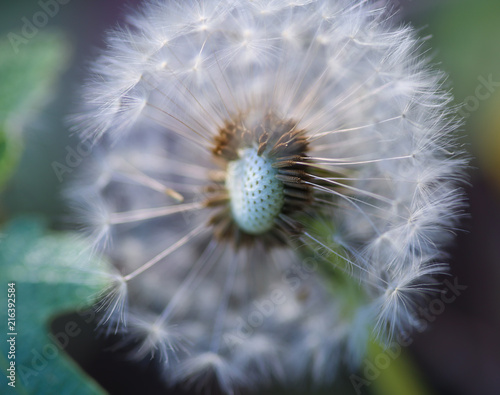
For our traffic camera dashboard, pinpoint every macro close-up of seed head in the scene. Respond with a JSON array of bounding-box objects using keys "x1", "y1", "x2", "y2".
[
  {"x1": 13, "y1": 0, "x2": 500, "y2": 394},
  {"x1": 64, "y1": 0, "x2": 468, "y2": 393}
]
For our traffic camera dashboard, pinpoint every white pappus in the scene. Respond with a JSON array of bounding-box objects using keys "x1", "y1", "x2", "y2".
[{"x1": 68, "y1": 0, "x2": 468, "y2": 393}]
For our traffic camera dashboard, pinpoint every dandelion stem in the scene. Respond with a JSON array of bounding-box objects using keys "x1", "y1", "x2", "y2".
[{"x1": 303, "y1": 231, "x2": 388, "y2": 285}]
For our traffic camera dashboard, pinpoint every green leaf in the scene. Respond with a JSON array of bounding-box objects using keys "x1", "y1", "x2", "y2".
[
  {"x1": 0, "y1": 32, "x2": 70, "y2": 190},
  {"x1": 367, "y1": 340, "x2": 434, "y2": 395},
  {"x1": 428, "y1": 0, "x2": 500, "y2": 100},
  {"x1": 0, "y1": 128, "x2": 22, "y2": 191},
  {"x1": 0, "y1": 217, "x2": 112, "y2": 394},
  {"x1": 0, "y1": 32, "x2": 70, "y2": 122}
]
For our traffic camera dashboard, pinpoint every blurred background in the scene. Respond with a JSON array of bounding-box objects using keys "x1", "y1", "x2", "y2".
[{"x1": 1, "y1": 0, "x2": 500, "y2": 394}]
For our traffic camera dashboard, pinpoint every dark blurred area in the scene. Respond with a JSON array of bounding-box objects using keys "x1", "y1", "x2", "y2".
[{"x1": 2, "y1": 0, "x2": 500, "y2": 394}]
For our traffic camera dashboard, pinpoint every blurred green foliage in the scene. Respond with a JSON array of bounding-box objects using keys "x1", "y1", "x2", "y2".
[
  {"x1": 423, "y1": 0, "x2": 500, "y2": 101},
  {"x1": 0, "y1": 33, "x2": 69, "y2": 191},
  {"x1": 412, "y1": 0, "x2": 500, "y2": 192},
  {"x1": 0, "y1": 218, "x2": 111, "y2": 394}
]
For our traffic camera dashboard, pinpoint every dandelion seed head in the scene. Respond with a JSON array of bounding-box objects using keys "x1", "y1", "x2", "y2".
[{"x1": 70, "y1": 0, "x2": 468, "y2": 392}]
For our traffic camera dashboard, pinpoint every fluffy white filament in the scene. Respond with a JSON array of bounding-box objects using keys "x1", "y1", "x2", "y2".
[{"x1": 69, "y1": 0, "x2": 467, "y2": 393}]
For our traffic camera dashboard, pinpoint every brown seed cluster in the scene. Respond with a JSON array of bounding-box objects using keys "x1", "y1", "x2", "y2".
[{"x1": 206, "y1": 113, "x2": 315, "y2": 248}]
